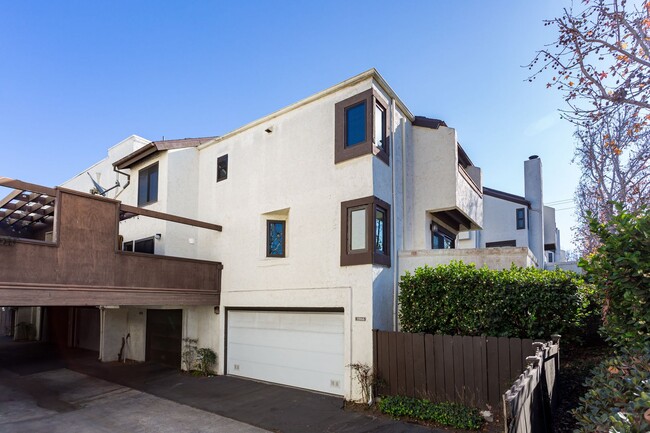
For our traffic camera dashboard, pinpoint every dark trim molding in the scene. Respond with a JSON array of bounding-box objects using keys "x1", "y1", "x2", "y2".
[
  {"x1": 266, "y1": 219, "x2": 286, "y2": 258},
  {"x1": 334, "y1": 89, "x2": 390, "y2": 166},
  {"x1": 486, "y1": 240, "x2": 517, "y2": 248},
  {"x1": 412, "y1": 116, "x2": 447, "y2": 129},
  {"x1": 340, "y1": 195, "x2": 391, "y2": 267},
  {"x1": 484, "y1": 187, "x2": 531, "y2": 207}
]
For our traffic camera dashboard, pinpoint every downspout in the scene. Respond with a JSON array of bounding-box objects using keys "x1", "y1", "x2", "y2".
[
  {"x1": 390, "y1": 98, "x2": 399, "y2": 332},
  {"x1": 112, "y1": 166, "x2": 131, "y2": 199},
  {"x1": 398, "y1": 113, "x2": 406, "y2": 331}
]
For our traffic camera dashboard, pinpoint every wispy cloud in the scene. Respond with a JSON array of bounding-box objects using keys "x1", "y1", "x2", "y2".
[{"x1": 523, "y1": 112, "x2": 561, "y2": 137}]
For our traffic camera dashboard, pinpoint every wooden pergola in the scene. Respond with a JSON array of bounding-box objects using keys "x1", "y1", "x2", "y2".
[{"x1": 0, "y1": 180, "x2": 56, "y2": 236}]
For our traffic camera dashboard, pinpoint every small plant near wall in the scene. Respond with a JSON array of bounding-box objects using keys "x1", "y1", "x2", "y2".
[
  {"x1": 348, "y1": 363, "x2": 377, "y2": 404},
  {"x1": 181, "y1": 337, "x2": 198, "y2": 371},
  {"x1": 196, "y1": 348, "x2": 217, "y2": 376}
]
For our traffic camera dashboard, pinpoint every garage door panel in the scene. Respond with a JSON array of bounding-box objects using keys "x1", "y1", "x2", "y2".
[
  {"x1": 227, "y1": 310, "x2": 344, "y2": 395},
  {"x1": 228, "y1": 356, "x2": 343, "y2": 394},
  {"x1": 229, "y1": 326, "x2": 343, "y2": 355},
  {"x1": 228, "y1": 342, "x2": 343, "y2": 374}
]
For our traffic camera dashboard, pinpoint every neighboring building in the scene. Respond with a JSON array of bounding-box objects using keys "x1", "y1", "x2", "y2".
[
  {"x1": 1, "y1": 68, "x2": 490, "y2": 399},
  {"x1": 457, "y1": 156, "x2": 567, "y2": 269}
]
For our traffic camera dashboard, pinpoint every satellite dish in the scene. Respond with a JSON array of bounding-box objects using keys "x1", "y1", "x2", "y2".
[{"x1": 87, "y1": 172, "x2": 119, "y2": 196}]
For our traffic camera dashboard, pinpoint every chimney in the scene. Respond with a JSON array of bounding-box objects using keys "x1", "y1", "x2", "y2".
[{"x1": 524, "y1": 155, "x2": 544, "y2": 267}]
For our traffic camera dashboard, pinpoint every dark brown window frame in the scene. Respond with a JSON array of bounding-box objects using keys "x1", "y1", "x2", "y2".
[
  {"x1": 266, "y1": 219, "x2": 286, "y2": 258},
  {"x1": 340, "y1": 196, "x2": 390, "y2": 267},
  {"x1": 137, "y1": 162, "x2": 159, "y2": 207},
  {"x1": 217, "y1": 154, "x2": 228, "y2": 182},
  {"x1": 335, "y1": 89, "x2": 390, "y2": 166},
  {"x1": 516, "y1": 207, "x2": 526, "y2": 230},
  {"x1": 486, "y1": 240, "x2": 517, "y2": 248}
]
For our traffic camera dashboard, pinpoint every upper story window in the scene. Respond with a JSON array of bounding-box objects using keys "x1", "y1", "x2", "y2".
[
  {"x1": 516, "y1": 208, "x2": 526, "y2": 230},
  {"x1": 346, "y1": 102, "x2": 366, "y2": 146},
  {"x1": 341, "y1": 196, "x2": 390, "y2": 267},
  {"x1": 431, "y1": 224, "x2": 455, "y2": 249},
  {"x1": 373, "y1": 102, "x2": 386, "y2": 152},
  {"x1": 267, "y1": 220, "x2": 286, "y2": 258},
  {"x1": 217, "y1": 154, "x2": 228, "y2": 182},
  {"x1": 137, "y1": 162, "x2": 158, "y2": 207},
  {"x1": 335, "y1": 89, "x2": 389, "y2": 165}
]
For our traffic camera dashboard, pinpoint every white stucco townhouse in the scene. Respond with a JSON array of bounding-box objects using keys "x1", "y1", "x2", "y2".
[{"x1": 40, "y1": 69, "x2": 486, "y2": 399}]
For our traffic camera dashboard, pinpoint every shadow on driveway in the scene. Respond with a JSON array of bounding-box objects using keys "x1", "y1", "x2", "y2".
[{"x1": 0, "y1": 338, "x2": 438, "y2": 433}]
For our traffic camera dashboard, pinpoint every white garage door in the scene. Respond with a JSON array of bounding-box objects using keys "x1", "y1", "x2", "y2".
[{"x1": 227, "y1": 310, "x2": 344, "y2": 395}]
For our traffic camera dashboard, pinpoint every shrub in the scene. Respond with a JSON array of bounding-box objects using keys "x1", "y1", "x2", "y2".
[
  {"x1": 572, "y1": 349, "x2": 650, "y2": 433},
  {"x1": 378, "y1": 395, "x2": 484, "y2": 430},
  {"x1": 579, "y1": 204, "x2": 650, "y2": 350},
  {"x1": 399, "y1": 261, "x2": 594, "y2": 340},
  {"x1": 196, "y1": 347, "x2": 217, "y2": 376}
]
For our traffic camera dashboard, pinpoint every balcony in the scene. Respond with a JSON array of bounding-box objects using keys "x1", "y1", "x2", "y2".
[
  {"x1": 0, "y1": 178, "x2": 222, "y2": 306},
  {"x1": 411, "y1": 123, "x2": 483, "y2": 244}
]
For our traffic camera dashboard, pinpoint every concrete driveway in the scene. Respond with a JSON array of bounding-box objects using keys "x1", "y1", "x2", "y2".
[
  {"x1": 0, "y1": 338, "x2": 438, "y2": 433},
  {"x1": 0, "y1": 367, "x2": 268, "y2": 433}
]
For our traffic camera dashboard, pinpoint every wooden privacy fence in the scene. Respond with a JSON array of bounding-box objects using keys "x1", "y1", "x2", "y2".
[
  {"x1": 373, "y1": 330, "x2": 547, "y2": 408},
  {"x1": 502, "y1": 338, "x2": 560, "y2": 433}
]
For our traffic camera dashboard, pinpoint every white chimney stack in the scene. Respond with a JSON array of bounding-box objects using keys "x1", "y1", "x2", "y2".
[{"x1": 524, "y1": 155, "x2": 544, "y2": 268}]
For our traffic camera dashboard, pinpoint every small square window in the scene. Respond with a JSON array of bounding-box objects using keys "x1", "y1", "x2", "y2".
[
  {"x1": 431, "y1": 224, "x2": 455, "y2": 249},
  {"x1": 516, "y1": 208, "x2": 526, "y2": 230},
  {"x1": 217, "y1": 154, "x2": 228, "y2": 182},
  {"x1": 267, "y1": 220, "x2": 286, "y2": 257},
  {"x1": 137, "y1": 162, "x2": 158, "y2": 207}
]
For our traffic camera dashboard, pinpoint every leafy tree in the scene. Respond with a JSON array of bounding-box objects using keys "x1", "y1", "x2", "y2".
[
  {"x1": 579, "y1": 203, "x2": 650, "y2": 349},
  {"x1": 573, "y1": 106, "x2": 650, "y2": 255},
  {"x1": 528, "y1": 0, "x2": 650, "y2": 129}
]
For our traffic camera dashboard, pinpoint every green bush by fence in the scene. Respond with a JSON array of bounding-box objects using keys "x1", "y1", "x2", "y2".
[
  {"x1": 399, "y1": 262, "x2": 594, "y2": 340},
  {"x1": 579, "y1": 204, "x2": 649, "y2": 350},
  {"x1": 572, "y1": 349, "x2": 650, "y2": 433}
]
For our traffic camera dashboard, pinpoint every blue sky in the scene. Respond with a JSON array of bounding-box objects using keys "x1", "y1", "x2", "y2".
[{"x1": 0, "y1": 1, "x2": 579, "y2": 249}]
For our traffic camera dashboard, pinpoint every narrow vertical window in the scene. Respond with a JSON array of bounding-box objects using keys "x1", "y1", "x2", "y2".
[
  {"x1": 137, "y1": 162, "x2": 158, "y2": 207},
  {"x1": 516, "y1": 208, "x2": 526, "y2": 230},
  {"x1": 374, "y1": 102, "x2": 386, "y2": 151},
  {"x1": 267, "y1": 220, "x2": 286, "y2": 257},
  {"x1": 375, "y1": 207, "x2": 386, "y2": 254},
  {"x1": 345, "y1": 102, "x2": 366, "y2": 147},
  {"x1": 348, "y1": 207, "x2": 367, "y2": 251},
  {"x1": 217, "y1": 154, "x2": 228, "y2": 182}
]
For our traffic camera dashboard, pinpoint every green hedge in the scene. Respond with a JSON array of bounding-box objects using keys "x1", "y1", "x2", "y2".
[
  {"x1": 572, "y1": 349, "x2": 650, "y2": 433},
  {"x1": 378, "y1": 395, "x2": 484, "y2": 430},
  {"x1": 579, "y1": 204, "x2": 649, "y2": 350},
  {"x1": 399, "y1": 261, "x2": 594, "y2": 340}
]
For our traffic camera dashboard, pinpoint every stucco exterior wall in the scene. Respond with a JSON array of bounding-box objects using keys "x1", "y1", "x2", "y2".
[
  {"x1": 62, "y1": 135, "x2": 150, "y2": 200},
  {"x1": 399, "y1": 247, "x2": 537, "y2": 276},
  {"x1": 473, "y1": 195, "x2": 530, "y2": 248},
  {"x1": 195, "y1": 78, "x2": 381, "y2": 398}
]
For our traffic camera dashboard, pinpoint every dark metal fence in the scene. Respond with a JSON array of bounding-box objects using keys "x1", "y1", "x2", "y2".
[{"x1": 372, "y1": 330, "x2": 544, "y2": 408}]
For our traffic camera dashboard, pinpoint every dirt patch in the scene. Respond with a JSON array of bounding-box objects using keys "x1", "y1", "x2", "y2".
[{"x1": 553, "y1": 343, "x2": 613, "y2": 433}]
